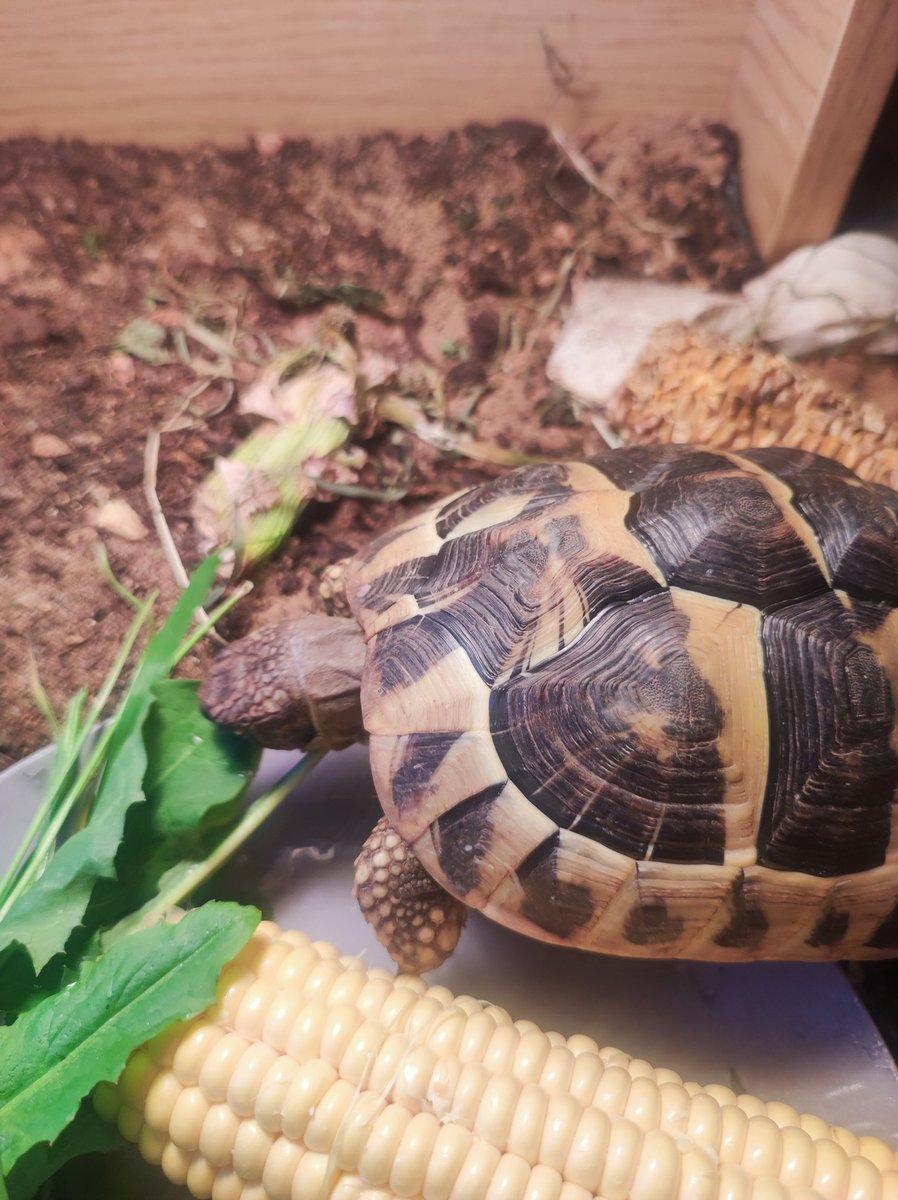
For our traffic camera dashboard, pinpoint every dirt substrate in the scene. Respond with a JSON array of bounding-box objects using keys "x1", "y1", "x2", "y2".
[{"x1": 0, "y1": 119, "x2": 757, "y2": 765}]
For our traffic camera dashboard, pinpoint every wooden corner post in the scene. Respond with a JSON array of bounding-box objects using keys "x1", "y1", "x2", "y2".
[{"x1": 731, "y1": 0, "x2": 898, "y2": 262}]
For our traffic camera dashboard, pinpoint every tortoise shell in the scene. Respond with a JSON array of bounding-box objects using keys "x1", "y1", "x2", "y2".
[{"x1": 344, "y1": 445, "x2": 898, "y2": 961}]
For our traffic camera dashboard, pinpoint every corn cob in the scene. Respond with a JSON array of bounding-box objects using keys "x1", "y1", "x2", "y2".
[
  {"x1": 96, "y1": 920, "x2": 898, "y2": 1200},
  {"x1": 611, "y1": 328, "x2": 898, "y2": 491}
]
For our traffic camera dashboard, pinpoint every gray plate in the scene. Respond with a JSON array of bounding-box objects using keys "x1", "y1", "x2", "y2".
[{"x1": 3, "y1": 740, "x2": 897, "y2": 1195}]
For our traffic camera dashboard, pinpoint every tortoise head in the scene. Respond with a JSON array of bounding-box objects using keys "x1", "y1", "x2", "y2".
[{"x1": 199, "y1": 614, "x2": 367, "y2": 751}]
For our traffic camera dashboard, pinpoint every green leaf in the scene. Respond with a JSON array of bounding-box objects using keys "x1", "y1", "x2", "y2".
[
  {"x1": 0, "y1": 561, "x2": 220, "y2": 977},
  {"x1": 0, "y1": 945, "x2": 36, "y2": 1016},
  {"x1": 143, "y1": 680, "x2": 261, "y2": 845},
  {"x1": 87, "y1": 680, "x2": 260, "y2": 931},
  {"x1": 0, "y1": 902, "x2": 258, "y2": 1178},
  {"x1": 5, "y1": 1103, "x2": 120, "y2": 1200}
]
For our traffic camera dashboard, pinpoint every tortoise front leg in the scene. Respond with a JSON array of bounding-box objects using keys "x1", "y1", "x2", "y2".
[{"x1": 353, "y1": 817, "x2": 467, "y2": 973}]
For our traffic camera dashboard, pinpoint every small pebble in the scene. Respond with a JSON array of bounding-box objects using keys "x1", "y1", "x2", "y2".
[
  {"x1": 109, "y1": 351, "x2": 136, "y2": 385},
  {"x1": 30, "y1": 432, "x2": 72, "y2": 458},
  {"x1": 253, "y1": 132, "x2": 285, "y2": 158},
  {"x1": 93, "y1": 498, "x2": 148, "y2": 541}
]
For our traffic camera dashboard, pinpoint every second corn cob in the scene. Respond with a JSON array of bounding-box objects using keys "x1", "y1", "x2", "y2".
[
  {"x1": 96, "y1": 920, "x2": 898, "y2": 1200},
  {"x1": 612, "y1": 328, "x2": 898, "y2": 491}
]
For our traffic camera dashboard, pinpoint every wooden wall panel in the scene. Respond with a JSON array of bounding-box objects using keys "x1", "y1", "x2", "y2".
[
  {"x1": 0, "y1": 1, "x2": 752, "y2": 143},
  {"x1": 730, "y1": 0, "x2": 898, "y2": 260}
]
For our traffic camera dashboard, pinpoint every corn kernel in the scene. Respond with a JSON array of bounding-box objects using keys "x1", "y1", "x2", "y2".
[
  {"x1": 174, "y1": 1023, "x2": 228, "y2": 1086},
  {"x1": 812, "y1": 1139, "x2": 851, "y2": 1200},
  {"x1": 475, "y1": 1075, "x2": 523, "y2": 1148},
  {"x1": 357, "y1": 1104, "x2": 413, "y2": 1186},
  {"x1": 170, "y1": 1087, "x2": 211, "y2": 1151},
  {"x1": 199, "y1": 1033, "x2": 252, "y2": 1103},
  {"x1": 228, "y1": 1042, "x2": 280, "y2": 1119},
  {"x1": 423, "y1": 1123, "x2": 474, "y2": 1200},
  {"x1": 232, "y1": 1118, "x2": 275, "y2": 1181},
  {"x1": 199, "y1": 1102, "x2": 241, "y2": 1168},
  {"x1": 563, "y1": 1106, "x2": 611, "y2": 1191},
  {"x1": 260, "y1": 1135, "x2": 304, "y2": 1200},
  {"x1": 389, "y1": 1109, "x2": 442, "y2": 1196},
  {"x1": 186, "y1": 1154, "x2": 217, "y2": 1199},
  {"x1": 630, "y1": 1128, "x2": 682, "y2": 1200}
]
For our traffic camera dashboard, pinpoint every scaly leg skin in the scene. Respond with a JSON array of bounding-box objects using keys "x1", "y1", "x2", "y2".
[{"x1": 353, "y1": 817, "x2": 467, "y2": 973}]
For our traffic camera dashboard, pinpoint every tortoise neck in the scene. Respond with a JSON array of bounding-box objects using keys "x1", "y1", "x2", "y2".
[{"x1": 288, "y1": 614, "x2": 367, "y2": 751}]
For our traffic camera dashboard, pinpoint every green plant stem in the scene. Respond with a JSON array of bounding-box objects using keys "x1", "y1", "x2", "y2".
[
  {"x1": 0, "y1": 605, "x2": 155, "y2": 914},
  {"x1": 150, "y1": 751, "x2": 324, "y2": 916},
  {"x1": 81, "y1": 596, "x2": 157, "y2": 740},
  {"x1": 175, "y1": 582, "x2": 253, "y2": 665}
]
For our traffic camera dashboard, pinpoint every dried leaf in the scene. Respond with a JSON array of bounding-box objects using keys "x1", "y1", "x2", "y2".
[
  {"x1": 738, "y1": 233, "x2": 898, "y2": 356},
  {"x1": 113, "y1": 318, "x2": 172, "y2": 365},
  {"x1": 547, "y1": 278, "x2": 736, "y2": 407}
]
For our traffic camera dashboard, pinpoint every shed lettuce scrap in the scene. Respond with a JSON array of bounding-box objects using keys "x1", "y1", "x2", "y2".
[{"x1": 0, "y1": 559, "x2": 311, "y2": 1198}]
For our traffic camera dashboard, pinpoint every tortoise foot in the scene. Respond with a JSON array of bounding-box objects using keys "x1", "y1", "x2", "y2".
[{"x1": 353, "y1": 817, "x2": 466, "y2": 973}]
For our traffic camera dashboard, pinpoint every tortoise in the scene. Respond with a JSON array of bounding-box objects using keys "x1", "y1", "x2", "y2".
[{"x1": 200, "y1": 443, "x2": 898, "y2": 973}]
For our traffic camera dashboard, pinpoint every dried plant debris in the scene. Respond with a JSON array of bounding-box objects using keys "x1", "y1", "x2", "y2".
[
  {"x1": 191, "y1": 319, "x2": 543, "y2": 577},
  {"x1": 191, "y1": 338, "x2": 365, "y2": 576},
  {"x1": 737, "y1": 233, "x2": 898, "y2": 356}
]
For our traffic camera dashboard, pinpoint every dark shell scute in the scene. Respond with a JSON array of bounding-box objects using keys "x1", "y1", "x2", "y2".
[
  {"x1": 516, "y1": 832, "x2": 596, "y2": 938},
  {"x1": 434, "y1": 781, "x2": 506, "y2": 895},
  {"x1": 758, "y1": 593, "x2": 898, "y2": 875},
  {"x1": 626, "y1": 472, "x2": 829, "y2": 608},
  {"x1": 389, "y1": 731, "x2": 463, "y2": 816},
  {"x1": 866, "y1": 901, "x2": 898, "y2": 950},
  {"x1": 806, "y1": 907, "x2": 851, "y2": 949},
  {"x1": 359, "y1": 552, "x2": 442, "y2": 615},
  {"x1": 371, "y1": 519, "x2": 660, "y2": 687},
  {"x1": 623, "y1": 897, "x2": 685, "y2": 946},
  {"x1": 712, "y1": 873, "x2": 770, "y2": 950},
  {"x1": 490, "y1": 590, "x2": 728, "y2": 864},
  {"x1": 368, "y1": 615, "x2": 462, "y2": 690},
  {"x1": 783, "y1": 475, "x2": 898, "y2": 606},
  {"x1": 589, "y1": 444, "x2": 734, "y2": 491},
  {"x1": 740, "y1": 446, "x2": 858, "y2": 480},
  {"x1": 427, "y1": 529, "x2": 551, "y2": 682}
]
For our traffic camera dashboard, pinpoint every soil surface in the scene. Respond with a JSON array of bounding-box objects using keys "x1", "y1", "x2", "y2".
[{"x1": 0, "y1": 118, "x2": 757, "y2": 766}]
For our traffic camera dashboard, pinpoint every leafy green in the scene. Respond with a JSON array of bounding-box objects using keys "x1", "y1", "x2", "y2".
[
  {"x1": 86, "y1": 680, "x2": 261, "y2": 931},
  {"x1": 0, "y1": 558, "x2": 322, "y2": 1195},
  {"x1": 143, "y1": 680, "x2": 261, "y2": 848},
  {"x1": 0, "y1": 601, "x2": 155, "y2": 923},
  {"x1": 103, "y1": 749, "x2": 321, "y2": 948},
  {"x1": 0, "y1": 902, "x2": 258, "y2": 1177},
  {"x1": 0, "y1": 560, "x2": 218, "y2": 975}
]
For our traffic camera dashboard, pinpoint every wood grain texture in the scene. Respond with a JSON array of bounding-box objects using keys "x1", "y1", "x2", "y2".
[
  {"x1": 730, "y1": 0, "x2": 898, "y2": 260},
  {"x1": 0, "y1": 0, "x2": 752, "y2": 143}
]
